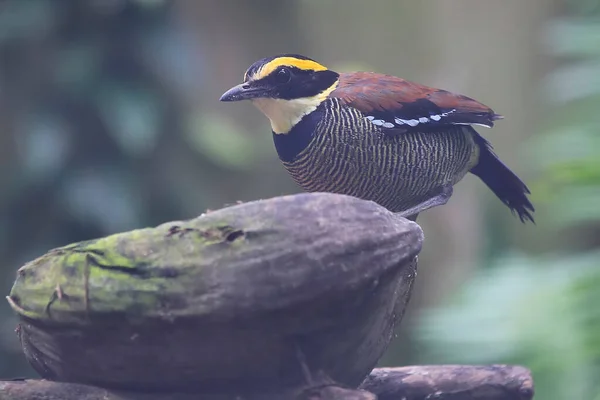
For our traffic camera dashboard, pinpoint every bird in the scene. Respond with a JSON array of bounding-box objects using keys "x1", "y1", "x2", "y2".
[{"x1": 220, "y1": 54, "x2": 534, "y2": 223}]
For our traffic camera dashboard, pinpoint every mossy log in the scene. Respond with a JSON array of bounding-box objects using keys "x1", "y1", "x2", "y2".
[
  {"x1": 6, "y1": 193, "x2": 422, "y2": 395},
  {"x1": 0, "y1": 365, "x2": 533, "y2": 400}
]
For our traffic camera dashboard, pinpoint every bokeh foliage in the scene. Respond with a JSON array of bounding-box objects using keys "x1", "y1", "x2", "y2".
[{"x1": 414, "y1": 2, "x2": 600, "y2": 400}]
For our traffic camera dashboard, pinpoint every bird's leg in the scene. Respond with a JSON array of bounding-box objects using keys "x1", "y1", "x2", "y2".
[
  {"x1": 294, "y1": 340, "x2": 314, "y2": 386},
  {"x1": 396, "y1": 186, "x2": 454, "y2": 219}
]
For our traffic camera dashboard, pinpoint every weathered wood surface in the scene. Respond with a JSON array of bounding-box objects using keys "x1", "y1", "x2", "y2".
[
  {"x1": 0, "y1": 365, "x2": 533, "y2": 400},
  {"x1": 361, "y1": 365, "x2": 534, "y2": 400},
  {"x1": 6, "y1": 193, "x2": 422, "y2": 393}
]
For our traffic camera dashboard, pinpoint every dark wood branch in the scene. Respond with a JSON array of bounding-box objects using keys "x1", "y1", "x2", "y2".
[
  {"x1": 360, "y1": 365, "x2": 534, "y2": 400},
  {"x1": 0, "y1": 378, "x2": 376, "y2": 400},
  {"x1": 0, "y1": 365, "x2": 533, "y2": 400}
]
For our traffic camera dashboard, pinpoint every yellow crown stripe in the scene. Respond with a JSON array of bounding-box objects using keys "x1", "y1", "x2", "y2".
[{"x1": 254, "y1": 57, "x2": 328, "y2": 80}]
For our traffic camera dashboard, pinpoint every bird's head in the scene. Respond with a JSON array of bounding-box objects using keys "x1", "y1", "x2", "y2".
[{"x1": 220, "y1": 54, "x2": 340, "y2": 134}]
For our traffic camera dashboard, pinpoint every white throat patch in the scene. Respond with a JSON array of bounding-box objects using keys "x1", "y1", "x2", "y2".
[
  {"x1": 251, "y1": 82, "x2": 338, "y2": 134},
  {"x1": 252, "y1": 97, "x2": 321, "y2": 134}
]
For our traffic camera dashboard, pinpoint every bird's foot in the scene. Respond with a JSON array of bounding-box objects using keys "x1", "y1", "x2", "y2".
[{"x1": 395, "y1": 186, "x2": 454, "y2": 220}]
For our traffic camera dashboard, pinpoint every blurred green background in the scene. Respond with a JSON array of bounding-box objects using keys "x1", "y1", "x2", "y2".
[{"x1": 0, "y1": 0, "x2": 599, "y2": 398}]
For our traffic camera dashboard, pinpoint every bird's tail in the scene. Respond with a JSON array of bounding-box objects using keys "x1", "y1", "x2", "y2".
[{"x1": 469, "y1": 130, "x2": 535, "y2": 223}]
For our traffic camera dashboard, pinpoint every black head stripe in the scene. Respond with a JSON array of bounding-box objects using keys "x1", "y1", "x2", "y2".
[{"x1": 261, "y1": 68, "x2": 338, "y2": 99}]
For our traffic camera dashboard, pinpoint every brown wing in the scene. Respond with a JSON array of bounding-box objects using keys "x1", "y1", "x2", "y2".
[{"x1": 331, "y1": 72, "x2": 502, "y2": 133}]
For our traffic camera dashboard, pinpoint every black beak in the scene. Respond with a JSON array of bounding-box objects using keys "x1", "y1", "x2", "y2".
[{"x1": 219, "y1": 82, "x2": 267, "y2": 102}]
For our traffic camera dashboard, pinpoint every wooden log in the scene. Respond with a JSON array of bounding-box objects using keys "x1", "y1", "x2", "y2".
[
  {"x1": 0, "y1": 365, "x2": 533, "y2": 400},
  {"x1": 360, "y1": 365, "x2": 534, "y2": 400},
  {"x1": 6, "y1": 193, "x2": 422, "y2": 394}
]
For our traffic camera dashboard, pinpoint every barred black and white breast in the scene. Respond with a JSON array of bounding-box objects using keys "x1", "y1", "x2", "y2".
[{"x1": 275, "y1": 98, "x2": 479, "y2": 213}]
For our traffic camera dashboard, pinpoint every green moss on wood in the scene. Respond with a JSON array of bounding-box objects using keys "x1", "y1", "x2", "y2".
[{"x1": 7, "y1": 212, "x2": 254, "y2": 326}]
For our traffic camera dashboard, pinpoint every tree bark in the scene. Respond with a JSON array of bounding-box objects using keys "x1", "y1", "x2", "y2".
[{"x1": 361, "y1": 365, "x2": 534, "y2": 400}]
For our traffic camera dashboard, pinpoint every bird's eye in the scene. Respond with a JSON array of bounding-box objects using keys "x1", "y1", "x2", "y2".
[{"x1": 274, "y1": 67, "x2": 291, "y2": 84}]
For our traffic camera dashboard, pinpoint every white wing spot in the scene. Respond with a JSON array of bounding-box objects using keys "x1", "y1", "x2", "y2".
[
  {"x1": 367, "y1": 108, "x2": 463, "y2": 130},
  {"x1": 392, "y1": 117, "x2": 419, "y2": 127},
  {"x1": 427, "y1": 109, "x2": 457, "y2": 122},
  {"x1": 440, "y1": 109, "x2": 456, "y2": 117},
  {"x1": 455, "y1": 122, "x2": 492, "y2": 128}
]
